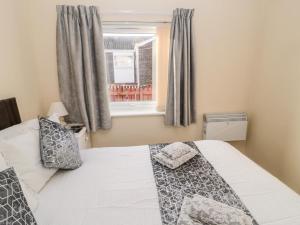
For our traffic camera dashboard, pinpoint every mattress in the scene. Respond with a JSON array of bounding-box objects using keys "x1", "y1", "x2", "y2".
[{"x1": 35, "y1": 140, "x2": 300, "y2": 225}]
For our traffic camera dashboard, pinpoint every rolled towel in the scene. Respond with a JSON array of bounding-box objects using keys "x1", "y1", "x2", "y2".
[
  {"x1": 154, "y1": 147, "x2": 198, "y2": 169},
  {"x1": 177, "y1": 197, "x2": 203, "y2": 225},
  {"x1": 189, "y1": 195, "x2": 253, "y2": 225},
  {"x1": 161, "y1": 142, "x2": 193, "y2": 160}
]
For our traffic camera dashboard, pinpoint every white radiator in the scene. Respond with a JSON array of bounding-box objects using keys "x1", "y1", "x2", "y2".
[{"x1": 203, "y1": 113, "x2": 248, "y2": 141}]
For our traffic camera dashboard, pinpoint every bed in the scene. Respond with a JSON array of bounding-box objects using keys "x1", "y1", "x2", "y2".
[
  {"x1": 1, "y1": 98, "x2": 300, "y2": 225},
  {"x1": 33, "y1": 142, "x2": 300, "y2": 225}
]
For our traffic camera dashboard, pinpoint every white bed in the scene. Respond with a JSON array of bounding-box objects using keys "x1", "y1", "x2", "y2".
[{"x1": 35, "y1": 140, "x2": 300, "y2": 225}]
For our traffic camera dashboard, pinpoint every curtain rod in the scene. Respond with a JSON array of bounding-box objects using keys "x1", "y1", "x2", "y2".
[
  {"x1": 101, "y1": 10, "x2": 172, "y2": 16},
  {"x1": 102, "y1": 20, "x2": 171, "y2": 24}
]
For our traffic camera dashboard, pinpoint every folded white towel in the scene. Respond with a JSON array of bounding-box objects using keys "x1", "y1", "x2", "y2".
[
  {"x1": 177, "y1": 197, "x2": 203, "y2": 225},
  {"x1": 189, "y1": 195, "x2": 253, "y2": 225},
  {"x1": 154, "y1": 147, "x2": 198, "y2": 169},
  {"x1": 161, "y1": 142, "x2": 193, "y2": 160}
]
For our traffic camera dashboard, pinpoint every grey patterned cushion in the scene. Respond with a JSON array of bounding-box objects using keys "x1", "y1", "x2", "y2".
[
  {"x1": 177, "y1": 195, "x2": 253, "y2": 225},
  {"x1": 189, "y1": 195, "x2": 253, "y2": 225},
  {"x1": 177, "y1": 197, "x2": 203, "y2": 225},
  {"x1": 0, "y1": 167, "x2": 37, "y2": 225},
  {"x1": 39, "y1": 117, "x2": 82, "y2": 169}
]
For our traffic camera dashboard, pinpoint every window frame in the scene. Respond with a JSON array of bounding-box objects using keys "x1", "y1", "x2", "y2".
[
  {"x1": 103, "y1": 25, "x2": 161, "y2": 116},
  {"x1": 110, "y1": 101, "x2": 164, "y2": 117}
]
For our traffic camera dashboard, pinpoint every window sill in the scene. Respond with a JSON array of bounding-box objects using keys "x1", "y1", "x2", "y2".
[
  {"x1": 111, "y1": 110, "x2": 165, "y2": 117},
  {"x1": 110, "y1": 101, "x2": 165, "y2": 118}
]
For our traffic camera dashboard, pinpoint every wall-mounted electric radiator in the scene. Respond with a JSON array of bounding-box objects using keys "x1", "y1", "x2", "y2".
[{"x1": 203, "y1": 113, "x2": 248, "y2": 141}]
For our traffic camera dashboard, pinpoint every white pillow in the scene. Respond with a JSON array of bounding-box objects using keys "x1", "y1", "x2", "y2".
[
  {"x1": 23, "y1": 114, "x2": 61, "y2": 130},
  {"x1": 0, "y1": 123, "x2": 27, "y2": 140},
  {"x1": 0, "y1": 129, "x2": 58, "y2": 192},
  {"x1": 0, "y1": 115, "x2": 61, "y2": 140},
  {"x1": 0, "y1": 152, "x2": 38, "y2": 211}
]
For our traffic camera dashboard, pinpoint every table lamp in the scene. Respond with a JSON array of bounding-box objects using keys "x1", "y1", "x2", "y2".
[{"x1": 47, "y1": 102, "x2": 68, "y2": 123}]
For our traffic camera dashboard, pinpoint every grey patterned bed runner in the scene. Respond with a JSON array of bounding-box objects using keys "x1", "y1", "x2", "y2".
[{"x1": 149, "y1": 142, "x2": 258, "y2": 225}]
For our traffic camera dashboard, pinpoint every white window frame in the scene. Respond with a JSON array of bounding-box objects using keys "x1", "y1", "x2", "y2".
[
  {"x1": 110, "y1": 101, "x2": 164, "y2": 117},
  {"x1": 104, "y1": 26, "x2": 162, "y2": 117}
]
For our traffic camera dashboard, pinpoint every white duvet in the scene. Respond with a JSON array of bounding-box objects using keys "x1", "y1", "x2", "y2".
[{"x1": 35, "y1": 141, "x2": 300, "y2": 225}]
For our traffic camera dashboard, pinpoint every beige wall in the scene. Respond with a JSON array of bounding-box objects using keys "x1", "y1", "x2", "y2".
[
  {"x1": 24, "y1": 0, "x2": 261, "y2": 150},
  {"x1": 246, "y1": 0, "x2": 300, "y2": 193},
  {"x1": 0, "y1": 1, "x2": 41, "y2": 120}
]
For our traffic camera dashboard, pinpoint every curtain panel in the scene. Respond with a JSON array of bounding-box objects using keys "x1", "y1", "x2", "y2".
[
  {"x1": 56, "y1": 5, "x2": 111, "y2": 132},
  {"x1": 165, "y1": 8, "x2": 196, "y2": 127}
]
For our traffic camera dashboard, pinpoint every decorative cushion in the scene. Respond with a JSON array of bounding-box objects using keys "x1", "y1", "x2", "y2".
[
  {"x1": 177, "y1": 197, "x2": 203, "y2": 225},
  {"x1": 189, "y1": 195, "x2": 253, "y2": 225},
  {"x1": 0, "y1": 130, "x2": 58, "y2": 193},
  {"x1": 0, "y1": 167, "x2": 37, "y2": 224},
  {"x1": 39, "y1": 117, "x2": 82, "y2": 169},
  {"x1": 0, "y1": 152, "x2": 38, "y2": 212},
  {"x1": 153, "y1": 148, "x2": 198, "y2": 169},
  {"x1": 161, "y1": 142, "x2": 193, "y2": 160}
]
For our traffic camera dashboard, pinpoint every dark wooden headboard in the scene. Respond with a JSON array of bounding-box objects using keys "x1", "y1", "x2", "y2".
[{"x1": 0, "y1": 98, "x2": 21, "y2": 131}]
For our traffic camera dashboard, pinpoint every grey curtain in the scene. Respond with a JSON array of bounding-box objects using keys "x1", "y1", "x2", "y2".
[
  {"x1": 56, "y1": 5, "x2": 111, "y2": 132},
  {"x1": 165, "y1": 8, "x2": 196, "y2": 127}
]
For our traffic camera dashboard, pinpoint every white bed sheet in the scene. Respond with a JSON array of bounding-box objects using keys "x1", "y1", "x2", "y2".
[{"x1": 35, "y1": 141, "x2": 300, "y2": 225}]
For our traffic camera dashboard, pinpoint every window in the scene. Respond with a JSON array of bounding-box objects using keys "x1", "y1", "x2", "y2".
[
  {"x1": 113, "y1": 51, "x2": 135, "y2": 83},
  {"x1": 103, "y1": 23, "x2": 169, "y2": 116}
]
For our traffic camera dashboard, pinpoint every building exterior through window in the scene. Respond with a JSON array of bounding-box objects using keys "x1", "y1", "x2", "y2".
[{"x1": 104, "y1": 32, "x2": 156, "y2": 102}]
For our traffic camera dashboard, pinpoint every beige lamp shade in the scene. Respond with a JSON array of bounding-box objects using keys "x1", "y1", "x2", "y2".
[{"x1": 47, "y1": 102, "x2": 68, "y2": 117}]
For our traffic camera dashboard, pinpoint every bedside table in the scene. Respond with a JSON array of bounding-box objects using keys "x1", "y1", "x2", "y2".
[{"x1": 74, "y1": 127, "x2": 91, "y2": 150}]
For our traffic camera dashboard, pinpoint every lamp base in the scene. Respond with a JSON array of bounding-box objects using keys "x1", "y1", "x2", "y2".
[{"x1": 59, "y1": 117, "x2": 67, "y2": 125}]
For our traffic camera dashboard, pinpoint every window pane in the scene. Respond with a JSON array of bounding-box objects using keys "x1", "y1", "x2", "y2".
[
  {"x1": 113, "y1": 52, "x2": 134, "y2": 68},
  {"x1": 104, "y1": 31, "x2": 156, "y2": 102},
  {"x1": 113, "y1": 52, "x2": 135, "y2": 83}
]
